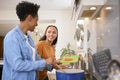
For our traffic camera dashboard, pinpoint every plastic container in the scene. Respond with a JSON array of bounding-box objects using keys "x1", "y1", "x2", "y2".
[{"x1": 56, "y1": 69, "x2": 84, "y2": 80}]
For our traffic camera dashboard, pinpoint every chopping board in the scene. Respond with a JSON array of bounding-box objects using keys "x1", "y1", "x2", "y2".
[{"x1": 60, "y1": 54, "x2": 79, "y2": 64}]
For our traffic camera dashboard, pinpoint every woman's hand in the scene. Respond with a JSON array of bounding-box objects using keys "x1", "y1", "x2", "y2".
[
  {"x1": 52, "y1": 59, "x2": 67, "y2": 70},
  {"x1": 45, "y1": 57, "x2": 54, "y2": 65}
]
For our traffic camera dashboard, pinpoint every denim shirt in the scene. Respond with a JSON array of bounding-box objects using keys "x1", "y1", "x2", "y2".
[{"x1": 2, "y1": 25, "x2": 52, "y2": 80}]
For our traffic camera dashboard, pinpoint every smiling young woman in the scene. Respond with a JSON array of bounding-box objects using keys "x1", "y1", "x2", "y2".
[{"x1": 36, "y1": 25, "x2": 60, "y2": 80}]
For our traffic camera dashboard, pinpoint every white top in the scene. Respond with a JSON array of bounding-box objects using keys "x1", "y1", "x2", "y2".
[{"x1": 24, "y1": 35, "x2": 36, "y2": 61}]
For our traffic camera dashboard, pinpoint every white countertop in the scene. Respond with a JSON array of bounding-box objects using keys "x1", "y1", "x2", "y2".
[
  {"x1": 0, "y1": 60, "x2": 3, "y2": 65},
  {"x1": 48, "y1": 69, "x2": 56, "y2": 74}
]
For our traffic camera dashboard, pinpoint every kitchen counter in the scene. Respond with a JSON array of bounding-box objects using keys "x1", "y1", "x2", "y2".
[
  {"x1": 0, "y1": 60, "x2": 3, "y2": 65},
  {"x1": 48, "y1": 69, "x2": 56, "y2": 80}
]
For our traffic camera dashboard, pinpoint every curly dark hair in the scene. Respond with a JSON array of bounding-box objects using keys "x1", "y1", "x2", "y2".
[
  {"x1": 16, "y1": 1, "x2": 40, "y2": 21},
  {"x1": 40, "y1": 25, "x2": 58, "y2": 45}
]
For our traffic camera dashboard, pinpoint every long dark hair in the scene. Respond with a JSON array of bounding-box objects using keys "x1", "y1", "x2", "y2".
[{"x1": 39, "y1": 25, "x2": 58, "y2": 45}]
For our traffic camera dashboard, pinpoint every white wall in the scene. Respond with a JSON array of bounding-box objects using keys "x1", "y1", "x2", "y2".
[{"x1": 0, "y1": 10, "x2": 76, "y2": 59}]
